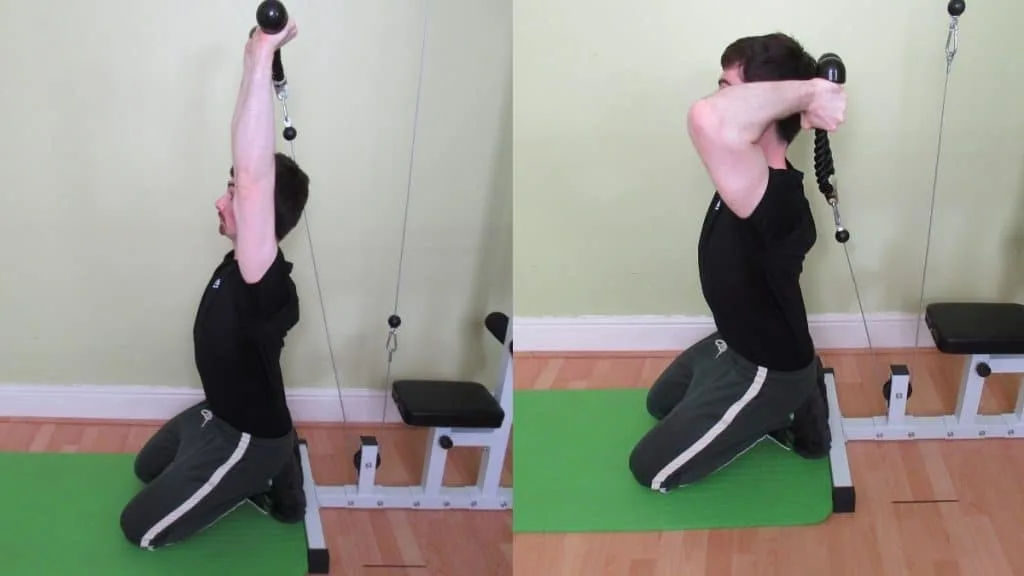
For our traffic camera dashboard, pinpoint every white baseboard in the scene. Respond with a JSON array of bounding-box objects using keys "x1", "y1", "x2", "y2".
[
  {"x1": 512, "y1": 312, "x2": 933, "y2": 353},
  {"x1": 0, "y1": 312, "x2": 929, "y2": 423},
  {"x1": 0, "y1": 384, "x2": 402, "y2": 424}
]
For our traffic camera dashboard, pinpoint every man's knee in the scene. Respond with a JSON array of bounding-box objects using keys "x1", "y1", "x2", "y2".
[
  {"x1": 645, "y1": 380, "x2": 688, "y2": 420},
  {"x1": 629, "y1": 441, "x2": 707, "y2": 492},
  {"x1": 628, "y1": 443, "x2": 657, "y2": 489},
  {"x1": 119, "y1": 500, "x2": 149, "y2": 548},
  {"x1": 629, "y1": 442, "x2": 674, "y2": 490},
  {"x1": 133, "y1": 454, "x2": 157, "y2": 485},
  {"x1": 645, "y1": 389, "x2": 665, "y2": 420}
]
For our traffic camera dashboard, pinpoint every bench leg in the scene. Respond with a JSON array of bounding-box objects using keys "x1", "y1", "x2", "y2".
[
  {"x1": 887, "y1": 365, "x2": 910, "y2": 425},
  {"x1": 824, "y1": 352, "x2": 1024, "y2": 519},
  {"x1": 358, "y1": 436, "x2": 380, "y2": 494},
  {"x1": 953, "y1": 354, "x2": 986, "y2": 427},
  {"x1": 835, "y1": 355, "x2": 1024, "y2": 443},
  {"x1": 298, "y1": 440, "x2": 330, "y2": 574},
  {"x1": 477, "y1": 352, "x2": 513, "y2": 498},
  {"x1": 823, "y1": 369, "x2": 855, "y2": 513},
  {"x1": 421, "y1": 428, "x2": 449, "y2": 499},
  {"x1": 476, "y1": 429, "x2": 510, "y2": 497},
  {"x1": 1015, "y1": 375, "x2": 1024, "y2": 427},
  {"x1": 945, "y1": 354, "x2": 1022, "y2": 438},
  {"x1": 840, "y1": 365, "x2": 946, "y2": 440},
  {"x1": 945, "y1": 354, "x2": 1024, "y2": 438}
]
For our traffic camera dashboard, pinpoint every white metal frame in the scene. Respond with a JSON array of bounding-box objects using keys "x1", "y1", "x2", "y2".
[
  {"x1": 297, "y1": 315, "x2": 513, "y2": 573},
  {"x1": 826, "y1": 353, "x2": 1024, "y2": 514}
]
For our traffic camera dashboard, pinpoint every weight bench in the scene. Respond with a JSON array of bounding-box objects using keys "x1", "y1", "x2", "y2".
[
  {"x1": 824, "y1": 301, "x2": 1024, "y2": 515},
  {"x1": 296, "y1": 311, "x2": 513, "y2": 574}
]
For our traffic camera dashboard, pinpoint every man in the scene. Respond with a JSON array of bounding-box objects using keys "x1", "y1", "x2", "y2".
[
  {"x1": 628, "y1": 33, "x2": 847, "y2": 492},
  {"x1": 119, "y1": 20, "x2": 310, "y2": 549}
]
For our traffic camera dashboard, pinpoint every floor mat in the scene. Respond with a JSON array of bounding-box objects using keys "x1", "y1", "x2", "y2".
[
  {"x1": 513, "y1": 388, "x2": 833, "y2": 533},
  {"x1": 0, "y1": 451, "x2": 308, "y2": 575}
]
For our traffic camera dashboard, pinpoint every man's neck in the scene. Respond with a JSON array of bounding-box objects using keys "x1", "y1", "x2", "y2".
[{"x1": 760, "y1": 140, "x2": 790, "y2": 170}]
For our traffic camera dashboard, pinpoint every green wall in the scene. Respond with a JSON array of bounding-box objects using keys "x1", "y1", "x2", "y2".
[
  {"x1": 514, "y1": 0, "x2": 1023, "y2": 318},
  {"x1": 0, "y1": 0, "x2": 512, "y2": 389}
]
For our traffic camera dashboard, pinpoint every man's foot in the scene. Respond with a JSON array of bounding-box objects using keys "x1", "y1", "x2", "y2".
[
  {"x1": 247, "y1": 492, "x2": 273, "y2": 515},
  {"x1": 789, "y1": 373, "x2": 831, "y2": 460},
  {"x1": 766, "y1": 426, "x2": 795, "y2": 451},
  {"x1": 265, "y1": 440, "x2": 306, "y2": 524}
]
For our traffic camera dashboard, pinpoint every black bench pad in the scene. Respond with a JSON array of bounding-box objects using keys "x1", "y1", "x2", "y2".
[
  {"x1": 391, "y1": 379, "x2": 505, "y2": 428},
  {"x1": 925, "y1": 302, "x2": 1024, "y2": 355}
]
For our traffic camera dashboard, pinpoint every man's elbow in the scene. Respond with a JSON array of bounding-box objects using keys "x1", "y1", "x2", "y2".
[
  {"x1": 686, "y1": 99, "x2": 719, "y2": 144},
  {"x1": 687, "y1": 99, "x2": 746, "y2": 149}
]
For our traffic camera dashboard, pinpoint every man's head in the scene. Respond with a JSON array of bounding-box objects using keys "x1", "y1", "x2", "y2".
[
  {"x1": 216, "y1": 152, "x2": 310, "y2": 242},
  {"x1": 718, "y1": 33, "x2": 818, "y2": 145}
]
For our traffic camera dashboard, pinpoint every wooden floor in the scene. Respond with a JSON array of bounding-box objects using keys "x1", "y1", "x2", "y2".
[
  {"x1": 513, "y1": 348, "x2": 1024, "y2": 576},
  {"x1": 0, "y1": 419, "x2": 513, "y2": 576},
  {"x1": 5, "y1": 348, "x2": 1024, "y2": 575}
]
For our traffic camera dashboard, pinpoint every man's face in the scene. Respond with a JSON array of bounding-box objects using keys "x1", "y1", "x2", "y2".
[
  {"x1": 718, "y1": 65, "x2": 743, "y2": 90},
  {"x1": 215, "y1": 169, "x2": 237, "y2": 240}
]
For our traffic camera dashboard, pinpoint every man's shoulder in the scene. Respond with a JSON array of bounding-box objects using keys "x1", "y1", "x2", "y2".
[
  {"x1": 215, "y1": 248, "x2": 297, "y2": 311},
  {"x1": 224, "y1": 247, "x2": 294, "y2": 279},
  {"x1": 260, "y1": 249, "x2": 298, "y2": 298},
  {"x1": 230, "y1": 247, "x2": 300, "y2": 329},
  {"x1": 270, "y1": 247, "x2": 296, "y2": 275},
  {"x1": 764, "y1": 163, "x2": 811, "y2": 210},
  {"x1": 742, "y1": 162, "x2": 815, "y2": 249}
]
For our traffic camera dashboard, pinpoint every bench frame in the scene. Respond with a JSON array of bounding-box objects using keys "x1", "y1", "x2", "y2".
[
  {"x1": 825, "y1": 349, "x2": 1024, "y2": 515},
  {"x1": 296, "y1": 313, "x2": 513, "y2": 573}
]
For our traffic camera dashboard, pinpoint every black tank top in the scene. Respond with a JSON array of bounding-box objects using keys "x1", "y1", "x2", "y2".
[{"x1": 697, "y1": 163, "x2": 817, "y2": 371}]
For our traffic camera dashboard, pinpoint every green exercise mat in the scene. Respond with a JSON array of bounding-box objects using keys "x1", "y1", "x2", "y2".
[
  {"x1": 0, "y1": 452, "x2": 308, "y2": 576},
  {"x1": 513, "y1": 388, "x2": 833, "y2": 533}
]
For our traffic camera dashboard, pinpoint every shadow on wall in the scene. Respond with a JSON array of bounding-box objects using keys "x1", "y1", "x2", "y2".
[
  {"x1": 794, "y1": 125, "x2": 932, "y2": 317},
  {"x1": 997, "y1": 156, "x2": 1024, "y2": 303},
  {"x1": 788, "y1": 130, "x2": 900, "y2": 316},
  {"x1": 459, "y1": 76, "x2": 513, "y2": 384}
]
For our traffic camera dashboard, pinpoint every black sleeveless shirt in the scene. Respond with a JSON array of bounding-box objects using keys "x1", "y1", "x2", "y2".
[{"x1": 697, "y1": 162, "x2": 817, "y2": 371}]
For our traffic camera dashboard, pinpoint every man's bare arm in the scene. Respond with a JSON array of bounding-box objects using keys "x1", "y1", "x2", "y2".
[
  {"x1": 687, "y1": 81, "x2": 814, "y2": 218},
  {"x1": 231, "y1": 40, "x2": 279, "y2": 284}
]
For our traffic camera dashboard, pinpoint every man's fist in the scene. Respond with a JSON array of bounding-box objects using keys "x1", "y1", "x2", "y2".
[
  {"x1": 246, "y1": 19, "x2": 298, "y2": 62},
  {"x1": 801, "y1": 78, "x2": 847, "y2": 132}
]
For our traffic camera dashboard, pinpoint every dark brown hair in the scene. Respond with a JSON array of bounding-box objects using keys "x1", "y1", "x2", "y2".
[
  {"x1": 230, "y1": 153, "x2": 310, "y2": 241},
  {"x1": 720, "y1": 33, "x2": 818, "y2": 143},
  {"x1": 272, "y1": 152, "x2": 310, "y2": 241}
]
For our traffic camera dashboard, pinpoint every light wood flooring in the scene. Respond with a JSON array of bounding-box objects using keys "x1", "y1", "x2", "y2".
[
  {"x1": 5, "y1": 348, "x2": 1023, "y2": 575},
  {"x1": 0, "y1": 419, "x2": 513, "y2": 576},
  {"x1": 512, "y1": 348, "x2": 1024, "y2": 576}
]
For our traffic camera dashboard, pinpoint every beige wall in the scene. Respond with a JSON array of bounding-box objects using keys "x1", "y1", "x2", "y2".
[
  {"x1": 0, "y1": 0, "x2": 512, "y2": 390},
  {"x1": 514, "y1": 0, "x2": 1024, "y2": 318}
]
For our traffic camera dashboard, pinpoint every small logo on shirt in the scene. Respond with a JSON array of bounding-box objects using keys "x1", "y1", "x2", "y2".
[
  {"x1": 714, "y1": 199, "x2": 722, "y2": 211},
  {"x1": 714, "y1": 339, "x2": 728, "y2": 359},
  {"x1": 200, "y1": 409, "x2": 213, "y2": 429},
  {"x1": 211, "y1": 278, "x2": 221, "y2": 289}
]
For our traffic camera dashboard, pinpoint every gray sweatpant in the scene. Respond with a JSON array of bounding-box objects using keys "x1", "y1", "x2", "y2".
[
  {"x1": 628, "y1": 332, "x2": 818, "y2": 492},
  {"x1": 119, "y1": 400, "x2": 295, "y2": 550}
]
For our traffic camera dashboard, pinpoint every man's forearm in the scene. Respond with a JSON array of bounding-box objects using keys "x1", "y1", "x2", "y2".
[
  {"x1": 698, "y1": 81, "x2": 815, "y2": 144},
  {"x1": 231, "y1": 52, "x2": 276, "y2": 185}
]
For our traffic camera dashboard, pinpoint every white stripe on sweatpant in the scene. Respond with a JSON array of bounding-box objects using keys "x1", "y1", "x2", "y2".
[
  {"x1": 140, "y1": 433, "x2": 252, "y2": 550},
  {"x1": 650, "y1": 365, "x2": 768, "y2": 491}
]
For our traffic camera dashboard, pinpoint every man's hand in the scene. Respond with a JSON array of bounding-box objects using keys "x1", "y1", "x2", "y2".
[
  {"x1": 801, "y1": 78, "x2": 847, "y2": 132},
  {"x1": 245, "y1": 20, "x2": 298, "y2": 68}
]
